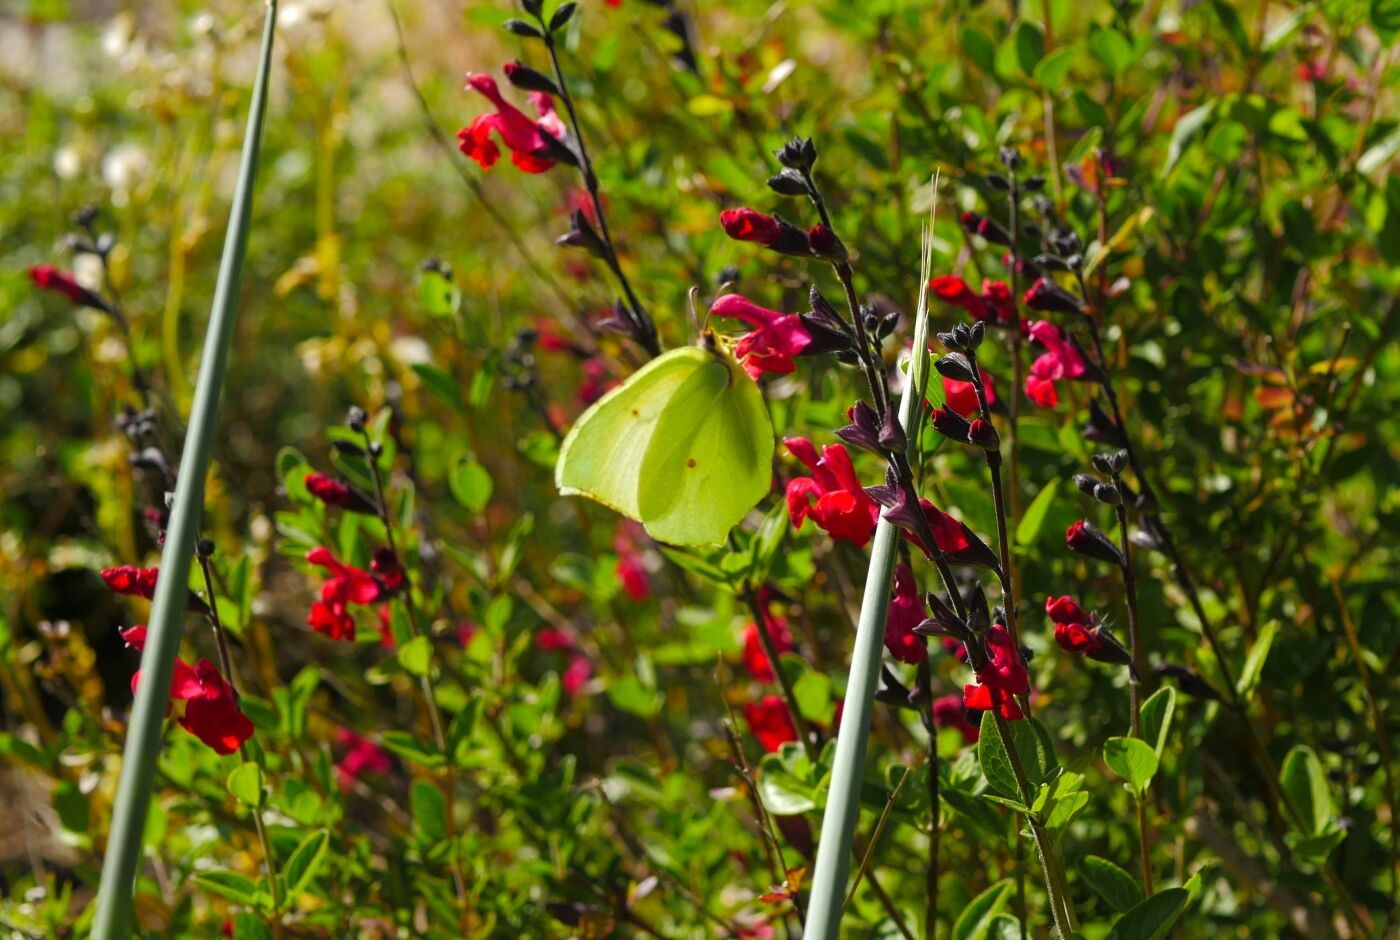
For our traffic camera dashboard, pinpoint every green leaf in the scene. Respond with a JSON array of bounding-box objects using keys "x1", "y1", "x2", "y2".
[
  {"x1": 1235, "y1": 620, "x2": 1277, "y2": 699},
  {"x1": 231, "y1": 913, "x2": 274, "y2": 940},
  {"x1": 1016, "y1": 479, "x2": 1060, "y2": 546},
  {"x1": 1103, "y1": 737, "x2": 1159, "y2": 794},
  {"x1": 380, "y1": 731, "x2": 444, "y2": 768},
  {"x1": 961, "y1": 25, "x2": 996, "y2": 73},
  {"x1": 412, "y1": 362, "x2": 462, "y2": 411},
  {"x1": 1033, "y1": 47, "x2": 1075, "y2": 90},
  {"x1": 194, "y1": 871, "x2": 259, "y2": 907},
  {"x1": 1091, "y1": 29, "x2": 1133, "y2": 76},
  {"x1": 1279, "y1": 745, "x2": 1333, "y2": 837},
  {"x1": 953, "y1": 878, "x2": 1012, "y2": 940},
  {"x1": 1139, "y1": 686, "x2": 1176, "y2": 759},
  {"x1": 282, "y1": 829, "x2": 329, "y2": 900},
  {"x1": 227, "y1": 762, "x2": 265, "y2": 808},
  {"x1": 1044, "y1": 790, "x2": 1089, "y2": 835},
  {"x1": 1164, "y1": 100, "x2": 1217, "y2": 175},
  {"x1": 608, "y1": 676, "x2": 662, "y2": 717},
  {"x1": 449, "y1": 454, "x2": 493, "y2": 513},
  {"x1": 793, "y1": 670, "x2": 834, "y2": 723},
  {"x1": 53, "y1": 780, "x2": 90, "y2": 833},
  {"x1": 1015, "y1": 21, "x2": 1045, "y2": 74},
  {"x1": 1106, "y1": 888, "x2": 1190, "y2": 940},
  {"x1": 1080, "y1": 855, "x2": 1144, "y2": 912},
  {"x1": 411, "y1": 780, "x2": 448, "y2": 843},
  {"x1": 978, "y1": 712, "x2": 1058, "y2": 800},
  {"x1": 1372, "y1": 0, "x2": 1400, "y2": 39},
  {"x1": 1358, "y1": 125, "x2": 1400, "y2": 177},
  {"x1": 397, "y1": 635, "x2": 433, "y2": 677},
  {"x1": 758, "y1": 752, "x2": 817, "y2": 815}
]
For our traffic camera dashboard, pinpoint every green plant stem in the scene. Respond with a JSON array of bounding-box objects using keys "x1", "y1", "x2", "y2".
[
  {"x1": 742, "y1": 586, "x2": 817, "y2": 764},
  {"x1": 361, "y1": 433, "x2": 469, "y2": 915},
  {"x1": 538, "y1": 20, "x2": 659, "y2": 357},
  {"x1": 915, "y1": 660, "x2": 941, "y2": 940},
  {"x1": 90, "y1": 6, "x2": 277, "y2": 936}
]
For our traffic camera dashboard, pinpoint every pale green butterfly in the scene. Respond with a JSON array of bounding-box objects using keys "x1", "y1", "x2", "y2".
[{"x1": 555, "y1": 333, "x2": 774, "y2": 546}]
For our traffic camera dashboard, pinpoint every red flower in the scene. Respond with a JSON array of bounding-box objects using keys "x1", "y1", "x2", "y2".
[
  {"x1": 963, "y1": 625, "x2": 1028, "y2": 720},
  {"x1": 578, "y1": 358, "x2": 614, "y2": 406},
  {"x1": 902, "y1": 499, "x2": 998, "y2": 568},
  {"x1": 102, "y1": 566, "x2": 159, "y2": 600},
  {"x1": 942, "y1": 637, "x2": 969, "y2": 662},
  {"x1": 122, "y1": 627, "x2": 252, "y2": 755},
  {"x1": 536, "y1": 626, "x2": 575, "y2": 651},
  {"x1": 370, "y1": 547, "x2": 404, "y2": 593},
  {"x1": 981, "y1": 280, "x2": 1016, "y2": 326},
  {"x1": 29, "y1": 264, "x2": 109, "y2": 310},
  {"x1": 306, "y1": 547, "x2": 383, "y2": 641},
  {"x1": 941, "y1": 370, "x2": 995, "y2": 419},
  {"x1": 305, "y1": 473, "x2": 375, "y2": 514},
  {"x1": 742, "y1": 615, "x2": 794, "y2": 682},
  {"x1": 1066, "y1": 519, "x2": 1123, "y2": 565},
  {"x1": 457, "y1": 72, "x2": 568, "y2": 173},
  {"x1": 720, "y1": 208, "x2": 786, "y2": 246},
  {"x1": 562, "y1": 653, "x2": 593, "y2": 695},
  {"x1": 783, "y1": 438, "x2": 879, "y2": 548},
  {"x1": 745, "y1": 695, "x2": 798, "y2": 752},
  {"x1": 961, "y1": 211, "x2": 1012, "y2": 246},
  {"x1": 613, "y1": 520, "x2": 651, "y2": 601},
  {"x1": 1025, "y1": 320, "x2": 1088, "y2": 407},
  {"x1": 932, "y1": 693, "x2": 980, "y2": 743},
  {"x1": 929, "y1": 275, "x2": 989, "y2": 321},
  {"x1": 1047, "y1": 594, "x2": 1103, "y2": 655},
  {"x1": 884, "y1": 563, "x2": 927, "y2": 664},
  {"x1": 334, "y1": 728, "x2": 392, "y2": 790},
  {"x1": 711, "y1": 294, "x2": 816, "y2": 379}
]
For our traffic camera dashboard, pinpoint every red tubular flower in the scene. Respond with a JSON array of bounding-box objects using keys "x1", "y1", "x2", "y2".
[
  {"x1": 783, "y1": 438, "x2": 879, "y2": 548},
  {"x1": 745, "y1": 695, "x2": 798, "y2": 752},
  {"x1": 1025, "y1": 320, "x2": 1089, "y2": 407},
  {"x1": 929, "y1": 275, "x2": 989, "y2": 321},
  {"x1": 932, "y1": 693, "x2": 980, "y2": 743},
  {"x1": 305, "y1": 473, "x2": 376, "y2": 514},
  {"x1": 941, "y1": 370, "x2": 995, "y2": 419},
  {"x1": 1066, "y1": 519, "x2": 1123, "y2": 565},
  {"x1": 884, "y1": 564, "x2": 928, "y2": 664},
  {"x1": 720, "y1": 208, "x2": 786, "y2": 246},
  {"x1": 535, "y1": 626, "x2": 575, "y2": 651},
  {"x1": 306, "y1": 547, "x2": 383, "y2": 641},
  {"x1": 1046, "y1": 595, "x2": 1133, "y2": 667},
  {"x1": 457, "y1": 72, "x2": 568, "y2": 173},
  {"x1": 102, "y1": 566, "x2": 159, "y2": 600},
  {"x1": 335, "y1": 729, "x2": 392, "y2": 790},
  {"x1": 122, "y1": 627, "x2": 252, "y2": 755},
  {"x1": 981, "y1": 280, "x2": 1016, "y2": 326},
  {"x1": 903, "y1": 499, "x2": 999, "y2": 568},
  {"x1": 29, "y1": 264, "x2": 109, "y2": 311},
  {"x1": 961, "y1": 211, "x2": 1012, "y2": 246},
  {"x1": 711, "y1": 294, "x2": 816, "y2": 379},
  {"x1": 370, "y1": 547, "x2": 404, "y2": 593},
  {"x1": 742, "y1": 615, "x2": 794, "y2": 682},
  {"x1": 562, "y1": 653, "x2": 593, "y2": 695},
  {"x1": 963, "y1": 625, "x2": 1028, "y2": 720}
]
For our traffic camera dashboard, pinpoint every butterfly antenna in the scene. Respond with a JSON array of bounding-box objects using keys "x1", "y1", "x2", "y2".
[{"x1": 690, "y1": 285, "x2": 712, "y2": 335}]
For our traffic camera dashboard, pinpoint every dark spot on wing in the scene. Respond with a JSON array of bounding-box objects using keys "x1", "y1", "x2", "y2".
[
  {"x1": 631, "y1": 408, "x2": 640, "y2": 417},
  {"x1": 686, "y1": 458, "x2": 697, "y2": 468}
]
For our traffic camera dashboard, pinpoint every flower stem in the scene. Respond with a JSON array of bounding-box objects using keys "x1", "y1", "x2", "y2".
[
  {"x1": 538, "y1": 22, "x2": 659, "y2": 357},
  {"x1": 361, "y1": 432, "x2": 470, "y2": 918},
  {"x1": 195, "y1": 551, "x2": 284, "y2": 929},
  {"x1": 742, "y1": 585, "x2": 818, "y2": 765}
]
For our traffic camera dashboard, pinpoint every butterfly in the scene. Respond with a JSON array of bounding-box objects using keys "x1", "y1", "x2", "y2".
[{"x1": 555, "y1": 335, "x2": 774, "y2": 546}]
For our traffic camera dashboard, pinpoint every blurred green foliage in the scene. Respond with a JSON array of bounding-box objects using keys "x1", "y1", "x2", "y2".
[{"x1": 1, "y1": 0, "x2": 1396, "y2": 936}]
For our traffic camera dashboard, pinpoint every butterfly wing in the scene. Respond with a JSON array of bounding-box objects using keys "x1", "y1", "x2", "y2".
[
  {"x1": 555, "y1": 347, "x2": 708, "y2": 521},
  {"x1": 637, "y1": 348, "x2": 774, "y2": 545}
]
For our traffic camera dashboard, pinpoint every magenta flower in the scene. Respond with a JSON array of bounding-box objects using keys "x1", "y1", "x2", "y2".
[
  {"x1": 1025, "y1": 320, "x2": 1089, "y2": 407},
  {"x1": 783, "y1": 438, "x2": 879, "y2": 548},
  {"x1": 457, "y1": 72, "x2": 568, "y2": 173},
  {"x1": 711, "y1": 294, "x2": 817, "y2": 378},
  {"x1": 884, "y1": 563, "x2": 928, "y2": 664}
]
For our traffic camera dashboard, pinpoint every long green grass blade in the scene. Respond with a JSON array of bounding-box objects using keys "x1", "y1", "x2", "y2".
[
  {"x1": 91, "y1": 4, "x2": 278, "y2": 937},
  {"x1": 805, "y1": 176, "x2": 940, "y2": 940}
]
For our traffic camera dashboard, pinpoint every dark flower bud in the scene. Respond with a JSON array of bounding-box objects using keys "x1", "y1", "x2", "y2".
[
  {"x1": 196, "y1": 538, "x2": 216, "y2": 558},
  {"x1": 1022, "y1": 223, "x2": 1044, "y2": 241},
  {"x1": 1090, "y1": 453, "x2": 1116, "y2": 475},
  {"x1": 934, "y1": 352, "x2": 977, "y2": 383},
  {"x1": 1066, "y1": 519, "x2": 1123, "y2": 565},
  {"x1": 1093, "y1": 482, "x2": 1122, "y2": 505},
  {"x1": 965, "y1": 582, "x2": 991, "y2": 634},
  {"x1": 877, "y1": 402, "x2": 906, "y2": 452},
  {"x1": 1073, "y1": 473, "x2": 1100, "y2": 497},
  {"x1": 930, "y1": 405, "x2": 972, "y2": 441},
  {"x1": 961, "y1": 211, "x2": 1012, "y2": 247},
  {"x1": 1065, "y1": 253, "x2": 1084, "y2": 271},
  {"x1": 775, "y1": 136, "x2": 816, "y2": 171},
  {"x1": 876, "y1": 309, "x2": 900, "y2": 339},
  {"x1": 1050, "y1": 227, "x2": 1083, "y2": 256},
  {"x1": 503, "y1": 18, "x2": 544, "y2": 38},
  {"x1": 502, "y1": 60, "x2": 559, "y2": 95},
  {"x1": 952, "y1": 323, "x2": 972, "y2": 348},
  {"x1": 1024, "y1": 278, "x2": 1085, "y2": 315},
  {"x1": 716, "y1": 264, "x2": 740, "y2": 288},
  {"x1": 1107, "y1": 449, "x2": 1130, "y2": 474},
  {"x1": 547, "y1": 1, "x2": 577, "y2": 32},
  {"x1": 987, "y1": 173, "x2": 1011, "y2": 191},
  {"x1": 936, "y1": 330, "x2": 962, "y2": 351},
  {"x1": 421, "y1": 256, "x2": 453, "y2": 278},
  {"x1": 532, "y1": 127, "x2": 580, "y2": 168},
  {"x1": 720, "y1": 208, "x2": 811, "y2": 256},
  {"x1": 520, "y1": 0, "x2": 543, "y2": 13},
  {"x1": 1023, "y1": 175, "x2": 1047, "y2": 191},
  {"x1": 346, "y1": 407, "x2": 367, "y2": 433},
  {"x1": 1155, "y1": 663, "x2": 1224, "y2": 702},
  {"x1": 556, "y1": 208, "x2": 607, "y2": 258},
  {"x1": 807, "y1": 224, "x2": 847, "y2": 261},
  {"x1": 1033, "y1": 253, "x2": 1074, "y2": 272},
  {"x1": 767, "y1": 168, "x2": 810, "y2": 197},
  {"x1": 998, "y1": 146, "x2": 1021, "y2": 170},
  {"x1": 75, "y1": 205, "x2": 101, "y2": 231},
  {"x1": 807, "y1": 285, "x2": 843, "y2": 330},
  {"x1": 967, "y1": 418, "x2": 999, "y2": 450},
  {"x1": 332, "y1": 439, "x2": 366, "y2": 458},
  {"x1": 367, "y1": 441, "x2": 383, "y2": 458},
  {"x1": 863, "y1": 465, "x2": 901, "y2": 509},
  {"x1": 129, "y1": 447, "x2": 171, "y2": 476},
  {"x1": 968, "y1": 320, "x2": 986, "y2": 349},
  {"x1": 835, "y1": 400, "x2": 884, "y2": 455}
]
